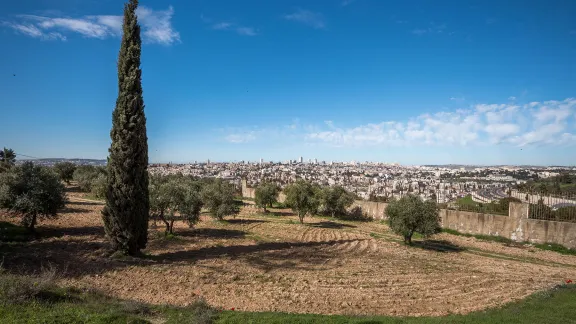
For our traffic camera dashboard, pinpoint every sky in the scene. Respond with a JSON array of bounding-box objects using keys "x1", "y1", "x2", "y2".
[{"x1": 1, "y1": 0, "x2": 575, "y2": 166}]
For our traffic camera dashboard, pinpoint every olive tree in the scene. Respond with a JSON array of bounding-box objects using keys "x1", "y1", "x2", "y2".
[
  {"x1": 201, "y1": 179, "x2": 238, "y2": 221},
  {"x1": 320, "y1": 185, "x2": 355, "y2": 218},
  {"x1": 53, "y1": 162, "x2": 77, "y2": 184},
  {"x1": 149, "y1": 176, "x2": 203, "y2": 235},
  {"x1": 385, "y1": 194, "x2": 440, "y2": 245},
  {"x1": 0, "y1": 162, "x2": 66, "y2": 232},
  {"x1": 255, "y1": 182, "x2": 280, "y2": 212},
  {"x1": 284, "y1": 180, "x2": 320, "y2": 224}
]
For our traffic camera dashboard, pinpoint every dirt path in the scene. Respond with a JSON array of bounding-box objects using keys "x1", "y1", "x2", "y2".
[{"x1": 2, "y1": 199, "x2": 575, "y2": 317}]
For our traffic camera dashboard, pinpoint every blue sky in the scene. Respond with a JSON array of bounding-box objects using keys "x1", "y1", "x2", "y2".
[{"x1": 1, "y1": 0, "x2": 575, "y2": 165}]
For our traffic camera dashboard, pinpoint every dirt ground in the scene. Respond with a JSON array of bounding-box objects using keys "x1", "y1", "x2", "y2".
[{"x1": 2, "y1": 190, "x2": 576, "y2": 317}]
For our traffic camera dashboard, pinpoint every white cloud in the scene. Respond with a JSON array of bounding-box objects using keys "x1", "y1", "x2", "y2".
[
  {"x1": 2, "y1": 6, "x2": 180, "y2": 45},
  {"x1": 284, "y1": 9, "x2": 326, "y2": 29},
  {"x1": 203, "y1": 17, "x2": 257, "y2": 36},
  {"x1": 304, "y1": 97, "x2": 576, "y2": 148},
  {"x1": 508, "y1": 96, "x2": 516, "y2": 100},
  {"x1": 411, "y1": 22, "x2": 447, "y2": 35},
  {"x1": 225, "y1": 132, "x2": 257, "y2": 144}
]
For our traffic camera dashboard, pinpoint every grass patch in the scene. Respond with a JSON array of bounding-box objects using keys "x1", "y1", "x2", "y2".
[
  {"x1": 533, "y1": 242, "x2": 576, "y2": 256},
  {"x1": 442, "y1": 228, "x2": 513, "y2": 244},
  {"x1": 0, "y1": 221, "x2": 33, "y2": 242}
]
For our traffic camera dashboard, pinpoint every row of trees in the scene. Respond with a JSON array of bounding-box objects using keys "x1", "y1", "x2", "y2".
[{"x1": 254, "y1": 180, "x2": 357, "y2": 223}]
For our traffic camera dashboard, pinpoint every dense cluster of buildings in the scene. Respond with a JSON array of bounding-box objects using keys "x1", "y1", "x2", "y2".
[{"x1": 149, "y1": 159, "x2": 575, "y2": 204}]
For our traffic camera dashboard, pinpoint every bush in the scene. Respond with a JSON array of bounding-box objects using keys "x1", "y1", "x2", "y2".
[
  {"x1": 91, "y1": 173, "x2": 107, "y2": 199},
  {"x1": 0, "y1": 162, "x2": 67, "y2": 232},
  {"x1": 385, "y1": 194, "x2": 440, "y2": 245},
  {"x1": 0, "y1": 267, "x2": 57, "y2": 305}
]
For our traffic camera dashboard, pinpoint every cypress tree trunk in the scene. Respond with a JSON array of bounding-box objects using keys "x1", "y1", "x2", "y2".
[{"x1": 102, "y1": 0, "x2": 149, "y2": 256}]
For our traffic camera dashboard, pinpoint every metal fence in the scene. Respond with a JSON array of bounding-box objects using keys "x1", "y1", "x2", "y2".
[{"x1": 524, "y1": 192, "x2": 576, "y2": 223}]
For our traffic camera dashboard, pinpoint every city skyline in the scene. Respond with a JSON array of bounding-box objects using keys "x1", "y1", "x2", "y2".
[{"x1": 1, "y1": 0, "x2": 575, "y2": 165}]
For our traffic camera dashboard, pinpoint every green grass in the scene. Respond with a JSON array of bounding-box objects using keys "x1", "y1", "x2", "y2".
[
  {"x1": 442, "y1": 228, "x2": 576, "y2": 255},
  {"x1": 533, "y1": 242, "x2": 576, "y2": 256},
  {"x1": 456, "y1": 195, "x2": 478, "y2": 207}
]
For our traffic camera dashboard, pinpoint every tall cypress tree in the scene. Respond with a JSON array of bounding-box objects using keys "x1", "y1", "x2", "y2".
[{"x1": 102, "y1": 0, "x2": 149, "y2": 255}]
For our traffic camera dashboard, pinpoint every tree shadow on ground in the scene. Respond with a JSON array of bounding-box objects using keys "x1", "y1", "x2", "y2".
[
  {"x1": 39, "y1": 226, "x2": 104, "y2": 238},
  {"x1": 150, "y1": 239, "x2": 354, "y2": 271},
  {"x1": 65, "y1": 186, "x2": 83, "y2": 193},
  {"x1": 67, "y1": 200, "x2": 104, "y2": 206},
  {"x1": 412, "y1": 240, "x2": 466, "y2": 253},
  {"x1": 308, "y1": 221, "x2": 356, "y2": 229},
  {"x1": 269, "y1": 211, "x2": 293, "y2": 217},
  {"x1": 178, "y1": 228, "x2": 247, "y2": 239},
  {"x1": 225, "y1": 219, "x2": 269, "y2": 225},
  {"x1": 59, "y1": 207, "x2": 91, "y2": 214}
]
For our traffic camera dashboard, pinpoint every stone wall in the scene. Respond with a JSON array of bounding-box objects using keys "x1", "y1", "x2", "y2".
[{"x1": 351, "y1": 200, "x2": 388, "y2": 220}]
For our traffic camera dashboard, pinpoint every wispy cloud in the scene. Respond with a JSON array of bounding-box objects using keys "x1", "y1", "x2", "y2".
[
  {"x1": 224, "y1": 98, "x2": 576, "y2": 149},
  {"x1": 412, "y1": 22, "x2": 447, "y2": 36},
  {"x1": 508, "y1": 96, "x2": 516, "y2": 101},
  {"x1": 341, "y1": 0, "x2": 356, "y2": 6},
  {"x1": 202, "y1": 15, "x2": 258, "y2": 36},
  {"x1": 2, "y1": 6, "x2": 180, "y2": 45},
  {"x1": 450, "y1": 96, "x2": 465, "y2": 102},
  {"x1": 305, "y1": 98, "x2": 576, "y2": 147},
  {"x1": 284, "y1": 9, "x2": 326, "y2": 29}
]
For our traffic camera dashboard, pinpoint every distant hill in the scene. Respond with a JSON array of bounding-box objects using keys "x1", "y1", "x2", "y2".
[{"x1": 15, "y1": 158, "x2": 107, "y2": 166}]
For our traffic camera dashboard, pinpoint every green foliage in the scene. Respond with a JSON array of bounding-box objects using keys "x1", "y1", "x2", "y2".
[
  {"x1": 102, "y1": 0, "x2": 149, "y2": 256},
  {"x1": 254, "y1": 182, "x2": 280, "y2": 212},
  {"x1": 455, "y1": 195, "x2": 520, "y2": 216},
  {"x1": 533, "y1": 242, "x2": 576, "y2": 256},
  {"x1": 73, "y1": 165, "x2": 107, "y2": 192},
  {"x1": 0, "y1": 269, "x2": 57, "y2": 305},
  {"x1": 0, "y1": 148, "x2": 16, "y2": 173},
  {"x1": 319, "y1": 185, "x2": 355, "y2": 218},
  {"x1": 53, "y1": 162, "x2": 77, "y2": 184},
  {"x1": 91, "y1": 173, "x2": 107, "y2": 199},
  {"x1": 0, "y1": 162, "x2": 67, "y2": 232},
  {"x1": 149, "y1": 175, "x2": 203, "y2": 234},
  {"x1": 342, "y1": 206, "x2": 372, "y2": 222},
  {"x1": 201, "y1": 179, "x2": 238, "y2": 221},
  {"x1": 284, "y1": 180, "x2": 321, "y2": 224},
  {"x1": 385, "y1": 195, "x2": 440, "y2": 245}
]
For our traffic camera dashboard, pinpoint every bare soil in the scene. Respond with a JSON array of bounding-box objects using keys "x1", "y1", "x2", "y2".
[{"x1": 1, "y1": 190, "x2": 575, "y2": 317}]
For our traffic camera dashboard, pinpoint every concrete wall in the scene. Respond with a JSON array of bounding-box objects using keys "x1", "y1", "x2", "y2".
[
  {"x1": 351, "y1": 200, "x2": 388, "y2": 220},
  {"x1": 440, "y1": 202, "x2": 576, "y2": 249},
  {"x1": 241, "y1": 179, "x2": 285, "y2": 202}
]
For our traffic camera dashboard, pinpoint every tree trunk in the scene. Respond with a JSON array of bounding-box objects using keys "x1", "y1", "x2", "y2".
[
  {"x1": 404, "y1": 232, "x2": 413, "y2": 245},
  {"x1": 299, "y1": 213, "x2": 304, "y2": 224},
  {"x1": 263, "y1": 206, "x2": 267, "y2": 213},
  {"x1": 28, "y1": 213, "x2": 37, "y2": 233},
  {"x1": 159, "y1": 211, "x2": 170, "y2": 235},
  {"x1": 169, "y1": 220, "x2": 175, "y2": 234}
]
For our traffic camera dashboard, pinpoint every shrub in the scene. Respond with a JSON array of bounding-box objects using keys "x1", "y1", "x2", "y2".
[
  {"x1": 0, "y1": 267, "x2": 57, "y2": 305},
  {"x1": 385, "y1": 194, "x2": 440, "y2": 245},
  {"x1": 73, "y1": 165, "x2": 106, "y2": 192},
  {"x1": 0, "y1": 162, "x2": 67, "y2": 232}
]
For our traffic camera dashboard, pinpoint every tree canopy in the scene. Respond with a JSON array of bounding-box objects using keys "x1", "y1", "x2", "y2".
[
  {"x1": 255, "y1": 182, "x2": 280, "y2": 212},
  {"x1": 201, "y1": 179, "x2": 238, "y2": 221},
  {"x1": 284, "y1": 180, "x2": 320, "y2": 224},
  {"x1": 0, "y1": 162, "x2": 67, "y2": 232},
  {"x1": 319, "y1": 185, "x2": 355, "y2": 218},
  {"x1": 385, "y1": 194, "x2": 440, "y2": 245}
]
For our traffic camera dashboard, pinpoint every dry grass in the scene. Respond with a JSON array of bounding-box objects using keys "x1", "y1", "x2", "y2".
[{"x1": 1, "y1": 190, "x2": 575, "y2": 317}]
